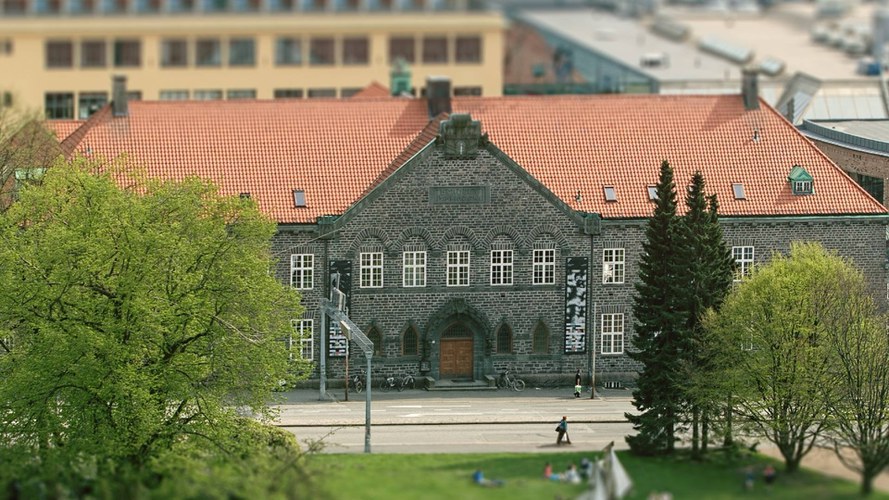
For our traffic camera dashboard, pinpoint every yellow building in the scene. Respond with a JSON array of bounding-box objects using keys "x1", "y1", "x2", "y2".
[{"x1": 0, "y1": 1, "x2": 504, "y2": 119}]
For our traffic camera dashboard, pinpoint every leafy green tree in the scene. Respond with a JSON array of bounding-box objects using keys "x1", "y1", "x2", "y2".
[
  {"x1": 0, "y1": 158, "x2": 309, "y2": 496},
  {"x1": 813, "y1": 258, "x2": 889, "y2": 495},
  {"x1": 626, "y1": 160, "x2": 685, "y2": 455},
  {"x1": 675, "y1": 173, "x2": 734, "y2": 457},
  {"x1": 708, "y1": 242, "x2": 835, "y2": 473}
]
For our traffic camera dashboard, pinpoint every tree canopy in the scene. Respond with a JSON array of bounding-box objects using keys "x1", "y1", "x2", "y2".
[{"x1": 0, "y1": 158, "x2": 310, "y2": 497}]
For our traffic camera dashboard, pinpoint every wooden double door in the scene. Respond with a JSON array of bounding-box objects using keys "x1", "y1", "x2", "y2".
[{"x1": 439, "y1": 322, "x2": 473, "y2": 379}]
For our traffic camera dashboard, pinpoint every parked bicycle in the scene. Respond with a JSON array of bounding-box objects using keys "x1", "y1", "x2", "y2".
[
  {"x1": 398, "y1": 373, "x2": 416, "y2": 392},
  {"x1": 380, "y1": 373, "x2": 399, "y2": 392},
  {"x1": 496, "y1": 369, "x2": 525, "y2": 392},
  {"x1": 349, "y1": 373, "x2": 364, "y2": 393}
]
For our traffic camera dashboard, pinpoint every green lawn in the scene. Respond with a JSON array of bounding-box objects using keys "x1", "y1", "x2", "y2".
[{"x1": 307, "y1": 450, "x2": 889, "y2": 500}]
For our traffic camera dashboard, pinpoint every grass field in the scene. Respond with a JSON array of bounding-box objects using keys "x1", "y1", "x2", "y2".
[{"x1": 307, "y1": 450, "x2": 889, "y2": 500}]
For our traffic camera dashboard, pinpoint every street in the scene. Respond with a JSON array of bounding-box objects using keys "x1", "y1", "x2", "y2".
[{"x1": 271, "y1": 387, "x2": 889, "y2": 492}]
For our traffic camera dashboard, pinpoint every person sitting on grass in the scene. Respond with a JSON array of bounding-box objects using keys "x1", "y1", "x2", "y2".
[{"x1": 472, "y1": 470, "x2": 504, "y2": 487}]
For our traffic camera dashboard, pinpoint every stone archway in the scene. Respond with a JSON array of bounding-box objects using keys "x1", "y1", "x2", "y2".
[{"x1": 425, "y1": 298, "x2": 491, "y2": 381}]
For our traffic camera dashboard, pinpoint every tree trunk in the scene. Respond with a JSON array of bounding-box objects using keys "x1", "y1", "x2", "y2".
[
  {"x1": 702, "y1": 409, "x2": 709, "y2": 454},
  {"x1": 862, "y1": 472, "x2": 874, "y2": 496},
  {"x1": 723, "y1": 400, "x2": 734, "y2": 447},
  {"x1": 691, "y1": 405, "x2": 700, "y2": 457}
]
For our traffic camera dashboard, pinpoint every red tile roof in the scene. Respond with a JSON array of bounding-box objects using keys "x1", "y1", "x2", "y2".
[
  {"x1": 51, "y1": 94, "x2": 885, "y2": 224},
  {"x1": 46, "y1": 119, "x2": 85, "y2": 141},
  {"x1": 351, "y1": 82, "x2": 391, "y2": 99}
]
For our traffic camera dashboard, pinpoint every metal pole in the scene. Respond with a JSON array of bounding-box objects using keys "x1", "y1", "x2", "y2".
[
  {"x1": 319, "y1": 308, "x2": 327, "y2": 400},
  {"x1": 365, "y1": 357, "x2": 372, "y2": 453},
  {"x1": 344, "y1": 339, "x2": 350, "y2": 402},
  {"x1": 590, "y1": 302, "x2": 597, "y2": 400}
]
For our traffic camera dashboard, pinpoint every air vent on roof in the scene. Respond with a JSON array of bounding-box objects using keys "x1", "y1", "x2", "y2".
[
  {"x1": 647, "y1": 186, "x2": 658, "y2": 201},
  {"x1": 758, "y1": 57, "x2": 785, "y2": 77},
  {"x1": 640, "y1": 52, "x2": 669, "y2": 69},
  {"x1": 239, "y1": 192, "x2": 251, "y2": 199},
  {"x1": 732, "y1": 183, "x2": 746, "y2": 200},
  {"x1": 697, "y1": 36, "x2": 754, "y2": 64},
  {"x1": 293, "y1": 189, "x2": 307, "y2": 207},
  {"x1": 650, "y1": 17, "x2": 691, "y2": 42},
  {"x1": 604, "y1": 186, "x2": 617, "y2": 202}
]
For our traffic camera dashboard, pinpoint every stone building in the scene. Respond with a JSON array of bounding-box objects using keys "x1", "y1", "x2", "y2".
[{"x1": 46, "y1": 76, "x2": 888, "y2": 386}]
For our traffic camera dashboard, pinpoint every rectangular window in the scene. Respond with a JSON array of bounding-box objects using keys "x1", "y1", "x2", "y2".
[
  {"x1": 161, "y1": 39, "x2": 188, "y2": 67},
  {"x1": 3, "y1": 0, "x2": 26, "y2": 14},
  {"x1": 310, "y1": 37, "x2": 335, "y2": 65},
  {"x1": 793, "y1": 180, "x2": 813, "y2": 195},
  {"x1": 226, "y1": 89, "x2": 256, "y2": 99},
  {"x1": 194, "y1": 89, "x2": 223, "y2": 100},
  {"x1": 134, "y1": 0, "x2": 162, "y2": 12},
  {"x1": 403, "y1": 251, "x2": 426, "y2": 287},
  {"x1": 490, "y1": 249, "x2": 513, "y2": 286},
  {"x1": 167, "y1": 0, "x2": 194, "y2": 11},
  {"x1": 103, "y1": 0, "x2": 127, "y2": 13},
  {"x1": 342, "y1": 37, "x2": 369, "y2": 65},
  {"x1": 80, "y1": 40, "x2": 106, "y2": 68},
  {"x1": 455, "y1": 35, "x2": 481, "y2": 63},
  {"x1": 454, "y1": 86, "x2": 482, "y2": 96},
  {"x1": 389, "y1": 36, "x2": 415, "y2": 63},
  {"x1": 601, "y1": 313, "x2": 624, "y2": 354},
  {"x1": 532, "y1": 249, "x2": 555, "y2": 285},
  {"x1": 159, "y1": 89, "x2": 189, "y2": 100},
  {"x1": 269, "y1": 0, "x2": 294, "y2": 10},
  {"x1": 360, "y1": 252, "x2": 383, "y2": 288},
  {"x1": 69, "y1": 0, "x2": 96, "y2": 13},
  {"x1": 203, "y1": 0, "x2": 227, "y2": 11},
  {"x1": 274, "y1": 89, "x2": 303, "y2": 99},
  {"x1": 290, "y1": 254, "x2": 314, "y2": 290},
  {"x1": 229, "y1": 38, "x2": 255, "y2": 66},
  {"x1": 78, "y1": 92, "x2": 107, "y2": 119},
  {"x1": 340, "y1": 88, "x2": 362, "y2": 98},
  {"x1": 447, "y1": 250, "x2": 470, "y2": 287},
  {"x1": 732, "y1": 246, "x2": 755, "y2": 281},
  {"x1": 275, "y1": 37, "x2": 302, "y2": 66},
  {"x1": 113, "y1": 39, "x2": 141, "y2": 67},
  {"x1": 290, "y1": 319, "x2": 314, "y2": 361},
  {"x1": 422, "y1": 36, "x2": 448, "y2": 64},
  {"x1": 44, "y1": 92, "x2": 74, "y2": 119},
  {"x1": 196, "y1": 39, "x2": 221, "y2": 67},
  {"x1": 46, "y1": 40, "x2": 73, "y2": 68},
  {"x1": 307, "y1": 88, "x2": 336, "y2": 98},
  {"x1": 603, "y1": 248, "x2": 625, "y2": 284}
]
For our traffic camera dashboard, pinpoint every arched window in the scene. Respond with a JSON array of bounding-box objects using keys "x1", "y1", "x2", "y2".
[
  {"x1": 496, "y1": 324, "x2": 512, "y2": 354},
  {"x1": 532, "y1": 321, "x2": 549, "y2": 354},
  {"x1": 367, "y1": 326, "x2": 383, "y2": 357},
  {"x1": 402, "y1": 326, "x2": 419, "y2": 356}
]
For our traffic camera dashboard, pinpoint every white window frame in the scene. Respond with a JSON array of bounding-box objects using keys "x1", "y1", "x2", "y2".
[
  {"x1": 601, "y1": 313, "x2": 624, "y2": 355},
  {"x1": 732, "y1": 246, "x2": 755, "y2": 281},
  {"x1": 360, "y1": 251, "x2": 383, "y2": 288},
  {"x1": 793, "y1": 180, "x2": 813, "y2": 195},
  {"x1": 532, "y1": 248, "x2": 555, "y2": 285},
  {"x1": 490, "y1": 249, "x2": 513, "y2": 286},
  {"x1": 447, "y1": 250, "x2": 470, "y2": 287},
  {"x1": 603, "y1": 248, "x2": 625, "y2": 284},
  {"x1": 402, "y1": 251, "x2": 426, "y2": 287},
  {"x1": 290, "y1": 318, "x2": 313, "y2": 361},
  {"x1": 290, "y1": 253, "x2": 314, "y2": 289}
]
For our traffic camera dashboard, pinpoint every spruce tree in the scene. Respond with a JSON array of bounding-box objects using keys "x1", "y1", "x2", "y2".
[
  {"x1": 675, "y1": 172, "x2": 735, "y2": 457},
  {"x1": 626, "y1": 160, "x2": 685, "y2": 455}
]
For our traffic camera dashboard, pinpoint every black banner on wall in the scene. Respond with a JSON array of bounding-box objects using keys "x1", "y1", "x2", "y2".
[
  {"x1": 564, "y1": 257, "x2": 588, "y2": 354},
  {"x1": 328, "y1": 260, "x2": 352, "y2": 358}
]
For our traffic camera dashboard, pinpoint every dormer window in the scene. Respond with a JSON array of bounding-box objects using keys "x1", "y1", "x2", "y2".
[
  {"x1": 604, "y1": 186, "x2": 617, "y2": 202},
  {"x1": 788, "y1": 165, "x2": 814, "y2": 195}
]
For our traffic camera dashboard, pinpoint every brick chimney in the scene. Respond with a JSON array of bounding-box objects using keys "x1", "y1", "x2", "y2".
[
  {"x1": 741, "y1": 67, "x2": 759, "y2": 110},
  {"x1": 112, "y1": 74, "x2": 128, "y2": 117},
  {"x1": 426, "y1": 76, "x2": 451, "y2": 118}
]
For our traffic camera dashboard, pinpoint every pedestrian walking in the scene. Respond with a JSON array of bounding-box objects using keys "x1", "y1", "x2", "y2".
[
  {"x1": 574, "y1": 369, "x2": 582, "y2": 398},
  {"x1": 555, "y1": 416, "x2": 571, "y2": 445}
]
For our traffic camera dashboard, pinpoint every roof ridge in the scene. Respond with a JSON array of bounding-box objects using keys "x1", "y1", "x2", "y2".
[
  {"x1": 59, "y1": 105, "x2": 112, "y2": 157},
  {"x1": 357, "y1": 113, "x2": 446, "y2": 201}
]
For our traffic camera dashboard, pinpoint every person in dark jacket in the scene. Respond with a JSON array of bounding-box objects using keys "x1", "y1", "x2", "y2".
[{"x1": 556, "y1": 416, "x2": 570, "y2": 445}]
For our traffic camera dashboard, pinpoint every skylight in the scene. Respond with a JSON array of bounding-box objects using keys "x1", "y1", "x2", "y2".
[
  {"x1": 604, "y1": 186, "x2": 617, "y2": 202},
  {"x1": 732, "y1": 183, "x2": 746, "y2": 200},
  {"x1": 293, "y1": 189, "x2": 306, "y2": 207},
  {"x1": 647, "y1": 186, "x2": 658, "y2": 201}
]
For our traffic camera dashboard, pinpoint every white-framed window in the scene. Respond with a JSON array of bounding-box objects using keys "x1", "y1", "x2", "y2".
[
  {"x1": 601, "y1": 313, "x2": 624, "y2": 354},
  {"x1": 532, "y1": 248, "x2": 555, "y2": 285},
  {"x1": 490, "y1": 249, "x2": 513, "y2": 286},
  {"x1": 290, "y1": 254, "x2": 313, "y2": 289},
  {"x1": 288, "y1": 318, "x2": 314, "y2": 361},
  {"x1": 403, "y1": 251, "x2": 426, "y2": 287},
  {"x1": 793, "y1": 180, "x2": 813, "y2": 195},
  {"x1": 447, "y1": 250, "x2": 470, "y2": 287},
  {"x1": 732, "y1": 246, "x2": 755, "y2": 281},
  {"x1": 603, "y1": 248, "x2": 625, "y2": 284},
  {"x1": 360, "y1": 252, "x2": 383, "y2": 288}
]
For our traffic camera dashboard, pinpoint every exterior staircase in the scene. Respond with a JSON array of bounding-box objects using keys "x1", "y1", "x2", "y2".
[{"x1": 424, "y1": 375, "x2": 497, "y2": 391}]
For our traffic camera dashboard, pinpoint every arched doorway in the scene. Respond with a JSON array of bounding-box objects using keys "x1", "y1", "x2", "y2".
[{"x1": 439, "y1": 321, "x2": 473, "y2": 379}]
